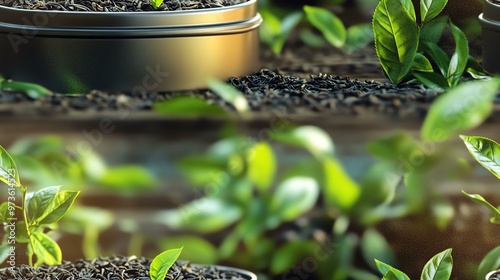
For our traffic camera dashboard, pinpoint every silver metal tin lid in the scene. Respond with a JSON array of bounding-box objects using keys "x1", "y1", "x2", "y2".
[{"x1": 0, "y1": 0, "x2": 260, "y2": 37}]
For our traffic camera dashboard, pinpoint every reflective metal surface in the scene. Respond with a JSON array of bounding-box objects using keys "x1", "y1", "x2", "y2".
[{"x1": 0, "y1": 0, "x2": 261, "y2": 92}]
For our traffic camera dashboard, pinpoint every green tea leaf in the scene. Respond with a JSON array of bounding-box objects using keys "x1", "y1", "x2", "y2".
[
  {"x1": 270, "y1": 241, "x2": 317, "y2": 274},
  {"x1": 373, "y1": 0, "x2": 420, "y2": 84},
  {"x1": 421, "y1": 78, "x2": 500, "y2": 142},
  {"x1": 447, "y1": 21, "x2": 469, "y2": 87},
  {"x1": 98, "y1": 166, "x2": 156, "y2": 193},
  {"x1": 15, "y1": 221, "x2": 30, "y2": 243},
  {"x1": 154, "y1": 198, "x2": 242, "y2": 233},
  {"x1": 466, "y1": 55, "x2": 490, "y2": 80},
  {"x1": 420, "y1": 16, "x2": 448, "y2": 46},
  {"x1": 323, "y1": 158, "x2": 360, "y2": 211},
  {"x1": 462, "y1": 191, "x2": 500, "y2": 224},
  {"x1": 421, "y1": 42, "x2": 450, "y2": 77},
  {"x1": 260, "y1": 10, "x2": 303, "y2": 54},
  {"x1": 412, "y1": 72, "x2": 448, "y2": 91},
  {"x1": 273, "y1": 126, "x2": 334, "y2": 159},
  {"x1": 460, "y1": 135, "x2": 500, "y2": 179},
  {"x1": 382, "y1": 270, "x2": 401, "y2": 280},
  {"x1": 27, "y1": 186, "x2": 60, "y2": 223},
  {"x1": 361, "y1": 229, "x2": 396, "y2": 271},
  {"x1": 420, "y1": 248, "x2": 453, "y2": 280},
  {"x1": 246, "y1": 142, "x2": 276, "y2": 192},
  {"x1": 299, "y1": 27, "x2": 327, "y2": 48},
  {"x1": 420, "y1": 0, "x2": 448, "y2": 22},
  {"x1": 375, "y1": 260, "x2": 410, "y2": 280},
  {"x1": 412, "y1": 53, "x2": 434, "y2": 72},
  {"x1": 154, "y1": 96, "x2": 227, "y2": 118},
  {"x1": 31, "y1": 232, "x2": 62, "y2": 266},
  {"x1": 1, "y1": 80, "x2": 52, "y2": 99},
  {"x1": 151, "y1": 0, "x2": 163, "y2": 9},
  {"x1": 0, "y1": 146, "x2": 20, "y2": 187},
  {"x1": 0, "y1": 202, "x2": 8, "y2": 223},
  {"x1": 38, "y1": 190, "x2": 80, "y2": 225},
  {"x1": 478, "y1": 246, "x2": 500, "y2": 279},
  {"x1": 150, "y1": 247, "x2": 183, "y2": 280},
  {"x1": 208, "y1": 79, "x2": 249, "y2": 113},
  {"x1": 304, "y1": 5, "x2": 346, "y2": 48},
  {"x1": 269, "y1": 177, "x2": 319, "y2": 222},
  {"x1": 0, "y1": 244, "x2": 10, "y2": 264},
  {"x1": 399, "y1": 0, "x2": 417, "y2": 21},
  {"x1": 345, "y1": 23, "x2": 374, "y2": 52}
]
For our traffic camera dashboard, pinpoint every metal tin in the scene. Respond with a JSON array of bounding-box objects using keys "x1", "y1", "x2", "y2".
[
  {"x1": 480, "y1": 0, "x2": 500, "y2": 74},
  {"x1": 0, "y1": 1, "x2": 261, "y2": 92}
]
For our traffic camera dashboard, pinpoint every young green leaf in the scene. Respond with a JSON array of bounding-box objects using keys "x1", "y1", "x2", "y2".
[
  {"x1": 98, "y1": 166, "x2": 156, "y2": 192},
  {"x1": 399, "y1": 0, "x2": 417, "y2": 21},
  {"x1": 270, "y1": 241, "x2": 317, "y2": 274},
  {"x1": 150, "y1": 247, "x2": 183, "y2": 280},
  {"x1": 304, "y1": 5, "x2": 346, "y2": 48},
  {"x1": 412, "y1": 53, "x2": 434, "y2": 72},
  {"x1": 420, "y1": 0, "x2": 448, "y2": 23},
  {"x1": 154, "y1": 198, "x2": 242, "y2": 233},
  {"x1": 1, "y1": 80, "x2": 52, "y2": 99},
  {"x1": 153, "y1": 96, "x2": 228, "y2": 118},
  {"x1": 269, "y1": 177, "x2": 319, "y2": 222},
  {"x1": 0, "y1": 245, "x2": 10, "y2": 264},
  {"x1": 375, "y1": 259, "x2": 410, "y2": 280},
  {"x1": 447, "y1": 21, "x2": 469, "y2": 87},
  {"x1": 460, "y1": 135, "x2": 500, "y2": 179},
  {"x1": 421, "y1": 78, "x2": 500, "y2": 142},
  {"x1": 323, "y1": 158, "x2": 360, "y2": 211},
  {"x1": 246, "y1": 142, "x2": 276, "y2": 192},
  {"x1": 30, "y1": 232, "x2": 62, "y2": 266},
  {"x1": 462, "y1": 191, "x2": 500, "y2": 224},
  {"x1": 420, "y1": 16, "x2": 448, "y2": 46},
  {"x1": 478, "y1": 246, "x2": 500, "y2": 279},
  {"x1": 0, "y1": 146, "x2": 20, "y2": 187},
  {"x1": 421, "y1": 42, "x2": 450, "y2": 77},
  {"x1": 38, "y1": 190, "x2": 80, "y2": 225},
  {"x1": 272, "y1": 126, "x2": 334, "y2": 159},
  {"x1": 412, "y1": 72, "x2": 448, "y2": 91},
  {"x1": 373, "y1": 0, "x2": 420, "y2": 84},
  {"x1": 151, "y1": 0, "x2": 163, "y2": 9},
  {"x1": 27, "y1": 186, "x2": 60, "y2": 223},
  {"x1": 345, "y1": 23, "x2": 374, "y2": 53},
  {"x1": 208, "y1": 79, "x2": 249, "y2": 113},
  {"x1": 15, "y1": 221, "x2": 30, "y2": 243},
  {"x1": 361, "y1": 229, "x2": 396, "y2": 271},
  {"x1": 260, "y1": 10, "x2": 303, "y2": 54},
  {"x1": 466, "y1": 56, "x2": 490, "y2": 80},
  {"x1": 420, "y1": 248, "x2": 453, "y2": 280},
  {"x1": 382, "y1": 270, "x2": 401, "y2": 280}
]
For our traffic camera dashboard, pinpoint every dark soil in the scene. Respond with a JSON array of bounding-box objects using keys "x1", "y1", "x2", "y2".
[
  {"x1": 0, "y1": 0, "x2": 245, "y2": 12},
  {"x1": 0, "y1": 256, "x2": 251, "y2": 280}
]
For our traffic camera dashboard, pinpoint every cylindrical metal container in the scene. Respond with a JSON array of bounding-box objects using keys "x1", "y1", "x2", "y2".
[
  {"x1": 0, "y1": 1, "x2": 261, "y2": 93},
  {"x1": 480, "y1": 0, "x2": 500, "y2": 74}
]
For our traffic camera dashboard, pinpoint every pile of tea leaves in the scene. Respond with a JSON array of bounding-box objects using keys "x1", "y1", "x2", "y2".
[
  {"x1": 0, "y1": 0, "x2": 246, "y2": 12},
  {"x1": 0, "y1": 69, "x2": 443, "y2": 117},
  {"x1": 0, "y1": 256, "x2": 251, "y2": 279}
]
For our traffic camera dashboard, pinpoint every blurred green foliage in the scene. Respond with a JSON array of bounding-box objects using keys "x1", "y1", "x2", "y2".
[
  {"x1": 258, "y1": 0, "x2": 374, "y2": 54},
  {"x1": 3, "y1": 136, "x2": 158, "y2": 259}
]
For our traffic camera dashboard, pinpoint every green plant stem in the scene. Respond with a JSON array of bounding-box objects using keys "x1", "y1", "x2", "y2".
[
  {"x1": 128, "y1": 233, "x2": 143, "y2": 257},
  {"x1": 21, "y1": 185, "x2": 34, "y2": 266},
  {"x1": 83, "y1": 227, "x2": 100, "y2": 259}
]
